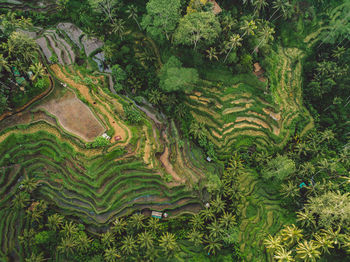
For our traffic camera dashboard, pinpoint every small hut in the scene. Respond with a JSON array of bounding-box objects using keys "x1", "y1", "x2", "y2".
[{"x1": 151, "y1": 211, "x2": 163, "y2": 219}]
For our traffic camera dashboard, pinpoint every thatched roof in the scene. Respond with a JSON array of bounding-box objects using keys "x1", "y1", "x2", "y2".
[{"x1": 208, "y1": 0, "x2": 222, "y2": 15}]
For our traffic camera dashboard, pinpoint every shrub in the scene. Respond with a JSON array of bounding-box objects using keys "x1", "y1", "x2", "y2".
[
  {"x1": 86, "y1": 136, "x2": 110, "y2": 148},
  {"x1": 124, "y1": 105, "x2": 143, "y2": 124}
]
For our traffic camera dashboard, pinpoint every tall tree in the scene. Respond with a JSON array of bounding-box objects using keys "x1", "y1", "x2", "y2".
[
  {"x1": 159, "y1": 232, "x2": 178, "y2": 256},
  {"x1": 129, "y1": 213, "x2": 145, "y2": 231},
  {"x1": 47, "y1": 214, "x2": 65, "y2": 231},
  {"x1": 112, "y1": 217, "x2": 127, "y2": 235},
  {"x1": 174, "y1": 11, "x2": 221, "y2": 49},
  {"x1": 281, "y1": 224, "x2": 303, "y2": 246},
  {"x1": 7, "y1": 32, "x2": 38, "y2": 65},
  {"x1": 296, "y1": 240, "x2": 321, "y2": 262},
  {"x1": 111, "y1": 19, "x2": 126, "y2": 40},
  {"x1": 60, "y1": 221, "x2": 78, "y2": 237},
  {"x1": 25, "y1": 252, "x2": 45, "y2": 262},
  {"x1": 138, "y1": 231, "x2": 154, "y2": 250},
  {"x1": 104, "y1": 247, "x2": 120, "y2": 262},
  {"x1": 57, "y1": 236, "x2": 78, "y2": 256},
  {"x1": 126, "y1": 5, "x2": 141, "y2": 30},
  {"x1": 29, "y1": 62, "x2": 45, "y2": 81},
  {"x1": 121, "y1": 235, "x2": 137, "y2": 255},
  {"x1": 141, "y1": 0, "x2": 181, "y2": 41},
  {"x1": 223, "y1": 34, "x2": 242, "y2": 62},
  {"x1": 88, "y1": 0, "x2": 120, "y2": 24},
  {"x1": 204, "y1": 236, "x2": 222, "y2": 255},
  {"x1": 206, "y1": 47, "x2": 219, "y2": 61},
  {"x1": 270, "y1": 0, "x2": 293, "y2": 20},
  {"x1": 101, "y1": 231, "x2": 115, "y2": 248},
  {"x1": 187, "y1": 230, "x2": 203, "y2": 246},
  {"x1": 12, "y1": 192, "x2": 30, "y2": 209}
]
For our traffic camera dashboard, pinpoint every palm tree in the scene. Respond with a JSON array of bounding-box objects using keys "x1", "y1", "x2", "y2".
[
  {"x1": 29, "y1": 62, "x2": 45, "y2": 81},
  {"x1": 60, "y1": 221, "x2": 78, "y2": 237},
  {"x1": 112, "y1": 217, "x2": 127, "y2": 235},
  {"x1": 26, "y1": 204, "x2": 44, "y2": 224},
  {"x1": 104, "y1": 247, "x2": 120, "y2": 262},
  {"x1": 264, "y1": 234, "x2": 282, "y2": 252},
  {"x1": 200, "y1": 208, "x2": 215, "y2": 222},
  {"x1": 206, "y1": 47, "x2": 219, "y2": 61},
  {"x1": 296, "y1": 209, "x2": 316, "y2": 228},
  {"x1": 253, "y1": 24, "x2": 275, "y2": 53},
  {"x1": 219, "y1": 211, "x2": 236, "y2": 229},
  {"x1": 204, "y1": 236, "x2": 222, "y2": 255},
  {"x1": 25, "y1": 252, "x2": 45, "y2": 262},
  {"x1": 332, "y1": 46, "x2": 346, "y2": 60},
  {"x1": 112, "y1": 19, "x2": 126, "y2": 40},
  {"x1": 126, "y1": 5, "x2": 141, "y2": 30},
  {"x1": 148, "y1": 89, "x2": 162, "y2": 105},
  {"x1": 281, "y1": 224, "x2": 303, "y2": 246},
  {"x1": 159, "y1": 232, "x2": 178, "y2": 256},
  {"x1": 210, "y1": 196, "x2": 226, "y2": 214},
  {"x1": 47, "y1": 213, "x2": 65, "y2": 231},
  {"x1": 12, "y1": 192, "x2": 30, "y2": 209},
  {"x1": 314, "y1": 233, "x2": 334, "y2": 254},
  {"x1": 190, "y1": 213, "x2": 204, "y2": 230},
  {"x1": 187, "y1": 230, "x2": 203, "y2": 246},
  {"x1": 57, "y1": 236, "x2": 78, "y2": 256},
  {"x1": 296, "y1": 240, "x2": 321, "y2": 262},
  {"x1": 147, "y1": 217, "x2": 161, "y2": 232},
  {"x1": 137, "y1": 231, "x2": 154, "y2": 250},
  {"x1": 207, "y1": 220, "x2": 224, "y2": 239},
  {"x1": 76, "y1": 232, "x2": 92, "y2": 253},
  {"x1": 223, "y1": 34, "x2": 242, "y2": 62},
  {"x1": 18, "y1": 228, "x2": 35, "y2": 249},
  {"x1": 270, "y1": 0, "x2": 292, "y2": 20},
  {"x1": 240, "y1": 20, "x2": 257, "y2": 37},
  {"x1": 321, "y1": 226, "x2": 343, "y2": 248},
  {"x1": 101, "y1": 231, "x2": 115, "y2": 248},
  {"x1": 189, "y1": 122, "x2": 206, "y2": 140},
  {"x1": 21, "y1": 177, "x2": 38, "y2": 194},
  {"x1": 274, "y1": 247, "x2": 294, "y2": 262},
  {"x1": 129, "y1": 213, "x2": 145, "y2": 231},
  {"x1": 253, "y1": 0, "x2": 268, "y2": 16},
  {"x1": 280, "y1": 181, "x2": 299, "y2": 199},
  {"x1": 0, "y1": 54, "x2": 10, "y2": 73},
  {"x1": 121, "y1": 235, "x2": 137, "y2": 255}
]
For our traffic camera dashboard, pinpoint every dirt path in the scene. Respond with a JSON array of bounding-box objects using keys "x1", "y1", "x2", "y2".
[
  {"x1": 51, "y1": 65, "x2": 132, "y2": 146},
  {"x1": 143, "y1": 126, "x2": 152, "y2": 167}
]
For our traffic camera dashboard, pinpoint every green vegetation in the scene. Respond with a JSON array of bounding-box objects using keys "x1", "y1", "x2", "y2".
[{"x1": 0, "y1": 0, "x2": 349, "y2": 261}]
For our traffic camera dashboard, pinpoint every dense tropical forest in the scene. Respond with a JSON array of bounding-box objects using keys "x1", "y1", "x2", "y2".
[{"x1": 0, "y1": 0, "x2": 349, "y2": 261}]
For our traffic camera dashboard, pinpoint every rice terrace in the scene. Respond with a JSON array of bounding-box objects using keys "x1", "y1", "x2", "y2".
[{"x1": 0, "y1": 0, "x2": 349, "y2": 261}]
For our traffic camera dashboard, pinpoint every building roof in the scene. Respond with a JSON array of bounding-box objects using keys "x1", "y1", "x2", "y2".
[{"x1": 208, "y1": 0, "x2": 222, "y2": 15}]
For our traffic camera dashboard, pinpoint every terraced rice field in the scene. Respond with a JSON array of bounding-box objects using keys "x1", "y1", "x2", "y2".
[
  {"x1": 186, "y1": 47, "x2": 313, "y2": 156},
  {"x1": 237, "y1": 172, "x2": 293, "y2": 262},
  {"x1": 0, "y1": 24, "x2": 220, "y2": 259}
]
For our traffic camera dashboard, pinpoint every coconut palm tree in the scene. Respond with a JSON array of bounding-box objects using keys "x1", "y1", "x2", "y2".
[
  {"x1": 219, "y1": 211, "x2": 236, "y2": 229},
  {"x1": 190, "y1": 213, "x2": 204, "y2": 230},
  {"x1": 25, "y1": 252, "x2": 45, "y2": 262},
  {"x1": 187, "y1": 230, "x2": 203, "y2": 247},
  {"x1": 104, "y1": 247, "x2": 120, "y2": 262},
  {"x1": 314, "y1": 233, "x2": 334, "y2": 254},
  {"x1": 29, "y1": 62, "x2": 45, "y2": 81},
  {"x1": 207, "y1": 220, "x2": 224, "y2": 239},
  {"x1": 101, "y1": 231, "x2": 115, "y2": 248},
  {"x1": 129, "y1": 213, "x2": 145, "y2": 231},
  {"x1": 253, "y1": 24, "x2": 275, "y2": 53},
  {"x1": 60, "y1": 221, "x2": 78, "y2": 237},
  {"x1": 321, "y1": 226, "x2": 343, "y2": 248},
  {"x1": 240, "y1": 20, "x2": 257, "y2": 37},
  {"x1": 264, "y1": 234, "x2": 282, "y2": 252},
  {"x1": 296, "y1": 240, "x2": 321, "y2": 262},
  {"x1": 274, "y1": 247, "x2": 294, "y2": 262},
  {"x1": 332, "y1": 46, "x2": 346, "y2": 60},
  {"x1": 159, "y1": 232, "x2": 178, "y2": 256},
  {"x1": 18, "y1": 228, "x2": 35, "y2": 249},
  {"x1": 281, "y1": 224, "x2": 303, "y2": 246},
  {"x1": 200, "y1": 208, "x2": 215, "y2": 222},
  {"x1": 112, "y1": 19, "x2": 126, "y2": 40},
  {"x1": 7, "y1": 32, "x2": 38, "y2": 64},
  {"x1": 121, "y1": 235, "x2": 137, "y2": 255},
  {"x1": 47, "y1": 213, "x2": 65, "y2": 231},
  {"x1": 21, "y1": 177, "x2": 38, "y2": 194},
  {"x1": 76, "y1": 232, "x2": 92, "y2": 253},
  {"x1": 12, "y1": 192, "x2": 30, "y2": 209},
  {"x1": 210, "y1": 196, "x2": 226, "y2": 214},
  {"x1": 147, "y1": 217, "x2": 161, "y2": 232},
  {"x1": 126, "y1": 5, "x2": 141, "y2": 30},
  {"x1": 223, "y1": 34, "x2": 242, "y2": 62},
  {"x1": 270, "y1": 0, "x2": 293, "y2": 20},
  {"x1": 137, "y1": 231, "x2": 154, "y2": 250},
  {"x1": 57, "y1": 236, "x2": 78, "y2": 256},
  {"x1": 0, "y1": 54, "x2": 10, "y2": 73},
  {"x1": 296, "y1": 209, "x2": 316, "y2": 228},
  {"x1": 206, "y1": 47, "x2": 219, "y2": 61},
  {"x1": 280, "y1": 181, "x2": 299, "y2": 199},
  {"x1": 112, "y1": 217, "x2": 127, "y2": 235},
  {"x1": 253, "y1": 0, "x2": 268, "y2": 16},
  {"x1": 204, "y1": 236, "x2": 222, "y2": 255},
  {"x1": 148, "y1": 89, "x2": 162, "y2": 105},
  {"x1": 189, "y1": 122, "x2": 206, "y2": 140}
]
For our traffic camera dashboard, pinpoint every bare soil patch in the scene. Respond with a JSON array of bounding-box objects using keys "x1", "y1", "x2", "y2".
[
  {"x1": 236, "y1": 116, "x2": 269, "y2": 130},
  {"x1": 223, "y1": 107, "x2": 246, "y2": 114},
  {"x1": 39, "y1": 90, "x2": 105, "y2": 142}
]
